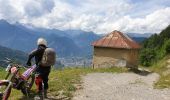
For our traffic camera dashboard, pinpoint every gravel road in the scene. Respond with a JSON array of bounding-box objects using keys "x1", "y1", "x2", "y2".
[{"x1": 73, "y1": 72, "x2": 170, "y2": 100}]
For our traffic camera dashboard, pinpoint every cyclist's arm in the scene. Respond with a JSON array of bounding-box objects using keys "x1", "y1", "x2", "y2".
[{"x1": 26, "y1": 49, "x2": 38, "y2": 65}]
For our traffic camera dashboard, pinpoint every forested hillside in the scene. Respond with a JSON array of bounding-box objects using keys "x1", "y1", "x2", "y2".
[
  {"x1": 0, "y1": 45, "x2": 28, "y2": 67},
  {"x1": 140, "y1": 25, "x2": 170, "y2": 66}
]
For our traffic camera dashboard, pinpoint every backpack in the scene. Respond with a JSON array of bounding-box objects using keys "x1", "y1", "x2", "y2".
[{"x1": 40, "y1": 48, "x2": 56, "y2": 66}]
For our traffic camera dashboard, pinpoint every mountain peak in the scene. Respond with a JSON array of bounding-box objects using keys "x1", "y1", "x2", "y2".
[{"x1": 0, "y1": 19, "x2": 10, "y2": 25}]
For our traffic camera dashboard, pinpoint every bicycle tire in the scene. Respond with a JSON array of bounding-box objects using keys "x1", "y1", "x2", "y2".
[{"x1": 0, "y1": 80, "x2": 12, "y2": 100}]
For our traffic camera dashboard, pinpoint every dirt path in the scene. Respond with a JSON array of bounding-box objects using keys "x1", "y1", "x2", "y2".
[{"x1": 73, "y1": 72, "x2": 170, "y2": 100}]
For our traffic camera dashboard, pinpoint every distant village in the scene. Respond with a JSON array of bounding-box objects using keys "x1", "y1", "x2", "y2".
[{"x1": 58, "y1": 57, "x2": 92, "y2": 67}]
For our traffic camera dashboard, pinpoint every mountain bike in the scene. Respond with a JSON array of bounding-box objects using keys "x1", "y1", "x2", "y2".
[{"x1": 0, "y1": 58, "x2": 37, "y2": 100}]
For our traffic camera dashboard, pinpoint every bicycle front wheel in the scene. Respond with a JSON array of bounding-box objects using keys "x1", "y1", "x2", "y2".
[{"x1": 0, "y1": 80, "x2": 12, "y2": 100}]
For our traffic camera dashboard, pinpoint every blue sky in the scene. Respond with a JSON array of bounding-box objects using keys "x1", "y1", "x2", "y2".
[{"x1": 0, "y1": 0, "x2": 170, "y2": 34}]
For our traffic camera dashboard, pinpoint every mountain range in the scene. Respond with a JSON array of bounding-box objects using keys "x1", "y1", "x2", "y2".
[{"x1": 0, "y1": 19, "x2": 149, "y2": 58}]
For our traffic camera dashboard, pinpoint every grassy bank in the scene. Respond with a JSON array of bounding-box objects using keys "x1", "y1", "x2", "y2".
[
  {"x1": 149, "y1": 55, "x2": 170, "y2": 89},
  {"x1": 0, "y1": 67, "x2": 127, "y2": 99}
]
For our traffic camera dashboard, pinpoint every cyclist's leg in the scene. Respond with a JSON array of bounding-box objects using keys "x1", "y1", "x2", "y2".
[
  {"x1": 41, "y1": 71, "x2": 50, "y2": 98},
  {"x1": 35, "y1": 74, "x2": 43, "y2": 93}
]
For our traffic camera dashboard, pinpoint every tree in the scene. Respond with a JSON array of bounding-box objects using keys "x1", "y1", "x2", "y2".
[
  {"x1": 139, "y1": 25, "x2": 170, "y2": 67},
  {"x1": 164, "y1": 39, "x2": 170, "y2": 54},
  {"x1": 140, "y1": 49, "x2": 156, "y2": 66}
]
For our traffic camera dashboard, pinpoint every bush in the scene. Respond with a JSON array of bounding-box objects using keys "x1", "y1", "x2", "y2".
[
  {"x1": 165, "y1": 39, "x2": 170, "y2": 54},
  {"x1": 140, "y1": 48, "x2": 156, "y2": 66}
]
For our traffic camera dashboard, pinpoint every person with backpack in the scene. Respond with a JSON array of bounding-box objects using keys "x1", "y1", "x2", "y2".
[{"x1": 26, "y1": 38, "x2": 56, "y2": 98}]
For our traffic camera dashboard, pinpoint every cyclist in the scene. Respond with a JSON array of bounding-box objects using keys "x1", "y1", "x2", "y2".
[{"x1": 26, "y1": 38, "x2": 51, "y2": 98}]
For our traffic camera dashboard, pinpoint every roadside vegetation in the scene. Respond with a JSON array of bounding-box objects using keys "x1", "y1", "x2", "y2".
[
  {"x1": 138, "y1": 25, "x2": 170, "y2": 89},
  {"x1": 149, "y1": 55, "x2": 170, "y2": 89}
]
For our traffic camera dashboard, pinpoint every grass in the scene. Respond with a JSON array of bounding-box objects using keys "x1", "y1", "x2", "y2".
[
  {"x1": 155, "y1": 73, "x2": 170, "y2": 89},
  {"x1": 149, "y1": 55, "x2": 170, "y2": 89},
  {"x1": 0, "y1": 67, "x2": 128, "y2": 99}
]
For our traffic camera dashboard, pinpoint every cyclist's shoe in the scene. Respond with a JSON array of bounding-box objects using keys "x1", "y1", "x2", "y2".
[
  {"x1": 34, "y1": 95, "x2": 41, "y2": 100},
  {"x1": 44, "y1": 89, "x2": 48, "y2": 98},
  {"x1": 34, "y1": 91, "x2": 43, "y2": 100}
]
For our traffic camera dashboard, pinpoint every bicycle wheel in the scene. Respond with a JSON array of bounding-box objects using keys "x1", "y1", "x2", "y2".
[
  {"x1": 0, "y1": 80, "x2": 12, "y2": 100},
  {"x1": 21, "y1": 74, "x2": 35, "y2": 95}
]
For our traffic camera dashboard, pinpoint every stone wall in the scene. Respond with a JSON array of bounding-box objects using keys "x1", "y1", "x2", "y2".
[{"x1": 92, "y1": 47, "x2": 139, "y2": 68}]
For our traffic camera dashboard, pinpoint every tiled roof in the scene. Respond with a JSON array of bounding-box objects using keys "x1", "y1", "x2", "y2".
[{"x1": 92, "y1": 30, "x2": 141, "y2": 49}]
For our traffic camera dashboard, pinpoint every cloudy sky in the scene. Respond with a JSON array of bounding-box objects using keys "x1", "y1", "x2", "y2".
[{"x1": 0, "y1": 0, "x2": 170, "y2": 34}]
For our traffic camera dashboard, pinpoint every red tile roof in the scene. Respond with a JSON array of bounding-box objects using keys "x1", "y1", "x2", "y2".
[{"x1": 92, "y1": 30, "x2": 141, "y2": 49}]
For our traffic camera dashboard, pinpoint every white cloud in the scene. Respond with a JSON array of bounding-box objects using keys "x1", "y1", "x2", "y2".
[
  {"x1": 0, "y1": 0, "x2": 170, "y2": 34},
  {"x1": 0, "y1": 0, "x2": 54, "y2": 22},
  {"x1": 118, "y1": 7, "x2": 170, "y2": 33}
]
